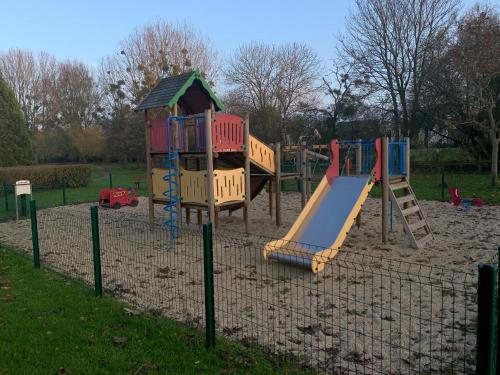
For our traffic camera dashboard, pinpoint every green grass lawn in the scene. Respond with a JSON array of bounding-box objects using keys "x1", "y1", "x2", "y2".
[
  {"x1": 0, "y1": 247, "x2": 307, "y2": 374},
  {"x1": 368, "y1": 172, "x2": 500, "y2": 204},
  {"x1": 282, "y1": 170, "x2": 500, "y2": 204},
  {"x1": 0, "y1": 164, "x2": 148, "y2": 220},
  {"x1": 1, "y1": 162, "x2": 499, "y2": 221}
]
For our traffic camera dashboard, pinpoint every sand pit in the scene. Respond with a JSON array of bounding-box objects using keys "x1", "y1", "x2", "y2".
[{"x1": 0, "y1": 191, "x2": 497, "y2": 373}]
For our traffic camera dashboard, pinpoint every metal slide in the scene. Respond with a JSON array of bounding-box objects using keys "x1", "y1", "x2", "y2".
[
  {"x1": 263, "y1": 175, "x2": 375, "y2": 273},
  {"x1": 263, "y1": 139, "x2": 381, "y2": 273}
]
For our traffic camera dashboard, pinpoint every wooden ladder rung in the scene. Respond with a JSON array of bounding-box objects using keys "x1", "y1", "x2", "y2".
[
  {"x1": 416, "y1": 233, "x2": 433, "y2": 248},
  {"x1": 390, "y1": 182, "x2": 409, "y2": 190},
  {"x1": 402, "y1": 205, "x2": 420, "y2": 216},
  {"x1": 397, "y1": 195, "x2": 414, "y2": 205},
  {"x1": 409, "y1": 220, "x2": 427, "y2": 232}
]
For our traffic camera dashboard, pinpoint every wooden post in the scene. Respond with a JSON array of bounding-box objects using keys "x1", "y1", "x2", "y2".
[
  {"x1": 205, "y1": 110, "x2": 216, "y2": 229},
  {"x1": 355, "y1": 139, "x2": 362, "y2": 228},
  {"x1": 300, "y1": 143, "x2": 307, "y2": 208},
  {"x1": 275, "y1": 142, "x2": 282, "y2": 227},
  {"x1": 382, "y1": 137, "x2": 389, "y2": 244},
  {"x1": 196, "y1": 157, "x2": 202, "y2": 225},
  {"x1": 405, "y1": 136, "x2": 410, "y2": 183},
  {"x1": 306, "y1": 155, "x2": 312, "y2": 200},
  {"x1": 144, "y1": 110, "x2": 154, "y2": 228},
  {"x1": 268, "y1": 180, "x2": 273, "y2": 218},
  {"x1": 295, "y1": 148, "x2": 301, "y2": 192},
  {"x1": 356, "y1": 139, "x2": 362, "y2": 175},
  {"x1": 244, "y1": 114, "x2": 251, "y2": 233}
]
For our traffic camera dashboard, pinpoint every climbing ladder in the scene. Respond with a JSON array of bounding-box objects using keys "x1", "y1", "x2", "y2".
[
  {"x1": 163, "y1": 116, "x2": 181, "y2": 247},
  {"x1": 389, "y1": 176, "x2": 433, "y2": 248}
]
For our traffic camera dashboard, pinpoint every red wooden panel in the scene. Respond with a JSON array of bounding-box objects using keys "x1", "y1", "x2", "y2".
[
  {"x1": 211, "y1": 114, "x2": 244, "y2": 151},
  {"x1": 150, "y1": 118, "x2": 167, "y2": 153}
]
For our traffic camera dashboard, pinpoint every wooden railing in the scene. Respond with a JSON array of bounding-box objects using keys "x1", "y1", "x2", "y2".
[
  {"x1": 211, "y1": 114, "x2": 244, "y2": 152},
  {"x1": 179, "y1": 169, "x2": 207, "y2": 205},
  {"x1": 179, "y1": 168, "x2": 246, "y2": 206},
  {"x1": 249, "y1": 135, "x2": 275, "y2": 173},
  {"x1": 213, "y1": 168, "x2": 245, "y2": 205},
  {"x1": 151, "y1": 168, "x2": 176, "y2": 199}
]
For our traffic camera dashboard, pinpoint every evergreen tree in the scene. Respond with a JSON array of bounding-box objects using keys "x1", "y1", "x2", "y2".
[{"x1": 0, "y1": 73, "x2": 34, "y2": 166}]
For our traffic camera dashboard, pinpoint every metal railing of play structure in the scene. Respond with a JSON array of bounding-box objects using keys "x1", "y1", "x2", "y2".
[{"x1": 15, "y1": 202, "x2": 500, "y2": 373}]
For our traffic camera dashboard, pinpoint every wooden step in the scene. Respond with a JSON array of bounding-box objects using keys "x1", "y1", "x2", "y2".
[
  {"x1": 390, "y1": 181, "x2": 409, "y2": 190},
  {"x1": 397, "y1": 195, "x2": 415, "y2": 205},
  {"x1": 416, "y1": 233, "x2": 433, "y2": 248},
  {"x1": 409, "y1": 220, "x2": 427, "y2": 232},
  {"x1": 402, "y1": 205, "x2": 420, "y2": 216}
]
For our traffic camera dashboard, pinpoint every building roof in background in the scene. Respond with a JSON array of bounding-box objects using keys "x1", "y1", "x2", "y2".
[{"x1": 136, "y1": 69, "x2": 224, "y2": 112}]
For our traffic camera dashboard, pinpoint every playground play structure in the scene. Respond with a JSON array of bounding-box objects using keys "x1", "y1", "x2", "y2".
[{"x1": 137, "y1": 69, "x2": 433, "y2": 272}]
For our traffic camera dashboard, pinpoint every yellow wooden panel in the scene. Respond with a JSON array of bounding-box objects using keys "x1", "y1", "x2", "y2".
[
  {"x1": 152, "y1": 168, "x2": 174, "y2": 199},
  {"x1": 249, "y1": 135, "x2": 275, "y2": 173},
  {"x1": 213, "y1": 168, "x2": 245, "y2": 205},
  {"x1": 155, "y1": 167, "x2": 246, "y2": 206},
  {"x1": 180, "y1": 169, "x2": 208, "y2": 205}
]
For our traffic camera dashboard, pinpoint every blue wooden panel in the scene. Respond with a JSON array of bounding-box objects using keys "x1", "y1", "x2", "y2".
[{"x1": 295, "y1": 176, "x2": 370, "y2": 252}]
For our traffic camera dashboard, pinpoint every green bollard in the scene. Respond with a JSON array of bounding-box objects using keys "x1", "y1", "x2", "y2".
[
  {"x1": 91, "y1": 206, "x2": 103, "y2": 298},
  {"x1": 441, "y1": 168, "x2": 445, "y2": 202},
  {"x1": 30, "y1": 200, "x2": 40, "y2": 269},
  {"x1": 3, "y1": 181, "x2": 8, "y2": 213},
  {"x1": 61, "y1": 176, "x2": 67, "y2": 205},
  {"x1": 109, "y1": 173, "x2": 113, "y2": 188},
  {"x1": 476, "y1": 264, "x2": 498, "y2": 374},
  {"x1": 203, "y1": 223, "x2": 215, "y2": 348},
  {"x1": 20, "y1": 194, "x2": 27, "y2": 217}
]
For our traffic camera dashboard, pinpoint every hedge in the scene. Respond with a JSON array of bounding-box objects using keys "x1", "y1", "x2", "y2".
[{"x1": 0, "y1": 164, "x2": 92, "y2": 189}]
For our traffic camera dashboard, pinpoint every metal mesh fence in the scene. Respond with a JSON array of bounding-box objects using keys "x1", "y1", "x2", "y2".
[
  {"x1": 21, "y1": 205, "x2": 479, "y2": 374},
  {"x1": 211, "y1": 229, "x2": 477, "y2": 374}
]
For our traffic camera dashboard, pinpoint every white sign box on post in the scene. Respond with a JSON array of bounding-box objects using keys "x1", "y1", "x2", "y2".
[{"x1": 15, "y1": 180, "x2": 32, "y2": 220}]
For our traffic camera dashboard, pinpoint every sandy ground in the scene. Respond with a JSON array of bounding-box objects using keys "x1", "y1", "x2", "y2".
[{"x1": 1, "y1": 192, "x2": 498, "y2": 373}]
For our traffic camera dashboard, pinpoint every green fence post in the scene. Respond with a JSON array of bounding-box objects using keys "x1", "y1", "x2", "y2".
[
  {"x1": 203, "y1": 222, "x2": 215, "y2": 349},
  {"x1": 476, "y1": 264, "x2": 498, "y2": 374},
  {"x1": 61, "y1": 176, "x2": 67, "y2": 205},
  {"x1": 90, "y1": 206, "x2": 103, "y2": 298},
  {"x1": 3, "y1": 181, "x2": 8, "y2": 212},
  {"x1": 20, "y1": 194, "x2": 27, "y2": 217},
  {"x1": 29, "y1": 200, "x2": 40, "y2": 269},
  {"x1": 109, "y1": 173, "x2": 113, "y2": 188},
  {"x1": 441, "y1": 168, "x2": 445, "y2": 202},
  {"x1": 497, "y1": 247, "x2": 500, "y2": 371}
]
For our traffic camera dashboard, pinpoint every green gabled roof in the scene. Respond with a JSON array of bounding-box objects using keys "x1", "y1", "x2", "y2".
[{"x1": 136, "y1": 69, "x2": 224, "y2": 112}]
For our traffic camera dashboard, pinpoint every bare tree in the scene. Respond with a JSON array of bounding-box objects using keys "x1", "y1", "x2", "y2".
[
  {"x1": 321, "y1": 60, "x2": 373, "y2": 138},
  {"x1": 224, "y1": 41, "x2": 319, "y2": 142},
  {"x1": 0, "y1": 49, "x2": 44, "y2": 131},
  {"x1": 99, "y1": 20, "x2": 218, "y2": 111},
  {"x1": 340, "y1": 0, "x2": 459, "y2": 137},
  {"x1": 54, "y1": 60, "x2": 100, "y2": 128},
  {"x1": 448, "y1": 5, "x2": 500, "y2": 186}
]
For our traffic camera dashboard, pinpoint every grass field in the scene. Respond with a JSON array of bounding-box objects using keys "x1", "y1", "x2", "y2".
[
  {"x1": 1, "y1": 162, "x2": 499, "y2": 221},
  {"x1": 282, "y1": 170, "x2": 500, "y2": 204},
  {"x1": 0, "y1": 247, "x2": 308, "y2": 374}
]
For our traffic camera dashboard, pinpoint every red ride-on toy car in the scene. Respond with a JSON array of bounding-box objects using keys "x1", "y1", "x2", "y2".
[{"x1": 99, "y1": 188, "x2": 139, "y2": 209}]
